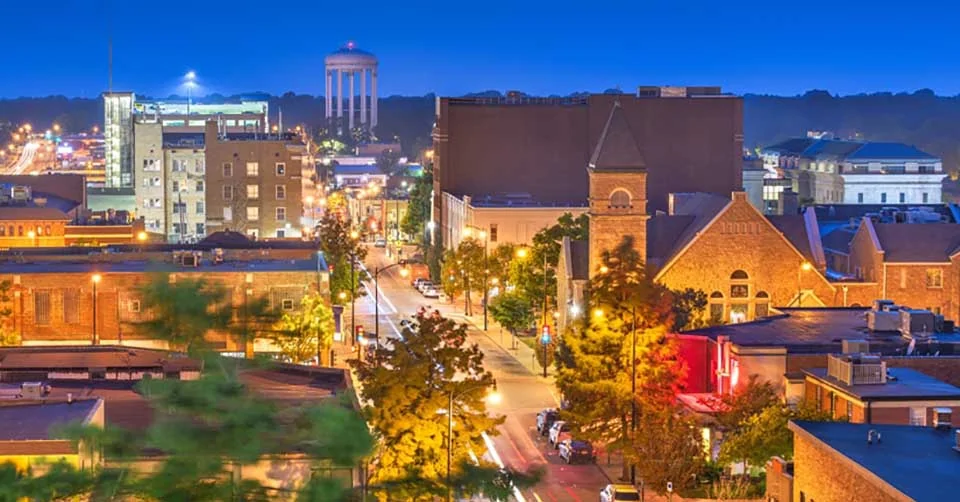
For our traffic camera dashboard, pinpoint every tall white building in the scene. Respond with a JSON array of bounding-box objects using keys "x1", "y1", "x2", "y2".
[
  {"x1": 103, "y1": 92, "x2": 135, "y2": 188},
  {"x1": 761, "y1": 137, "x2": 945, "y2": 207},
  {"x1": 325, "y1": 42, "x2": 378, "y2": 134}
]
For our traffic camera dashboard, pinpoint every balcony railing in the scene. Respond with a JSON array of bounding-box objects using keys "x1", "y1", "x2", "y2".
[{"x1": 827, "y1": 354, "x2": 886, "y2": 385}]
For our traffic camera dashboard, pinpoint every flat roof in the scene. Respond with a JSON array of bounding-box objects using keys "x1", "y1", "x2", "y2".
[
  {"x1": 683, "y1": 308, "x2": 960, "y2": 353},
  {"x1": 0, "y1": 346, "x2": 200, "y2": 372},
  {"x1": 0, "y1": 258, "x2": 318, "y2": 274},
  {"x1": 804, "y1": 367, "x2": 960, "y2": 401},
  {"x1": 0, "y1": 399, "x2": 100, "y2": 441},
  {"x1": 790, "y1": 420, "x2": 959, "y2": 501}
]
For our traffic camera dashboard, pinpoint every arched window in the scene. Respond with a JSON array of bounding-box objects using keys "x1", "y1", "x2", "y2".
[
  {"x1": 709, "y1": 291, "x2": 724, "y2": 324},
  {"x1": 0, "y1": 226, "x2": 5, "y2": 236},
  {"x1": 610, "y1": 189, "x2": 631, "y2": 208},
  {"x1": 44, "y1": 225, "x2": 51, "y2": 235},
  {"x1": 755, "y1": 291, "x2": 770, "y2": 318},
  {"x1": 17, "y1": 226, "x2": 23, "y2": 236},
  {"x1": 7, "y1": 226, "x2": 12, "y2": 236},
  {"x1": 731, "y1": 270, "x2": 749, "y2": 280}
]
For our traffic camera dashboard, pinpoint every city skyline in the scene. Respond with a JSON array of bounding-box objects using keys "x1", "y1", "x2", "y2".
[{"x1": 4, "y1": 0, "x2": 960, "y2": 99}]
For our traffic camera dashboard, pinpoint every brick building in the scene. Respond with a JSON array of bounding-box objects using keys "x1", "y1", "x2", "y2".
[
  {"x1": 803, "y1": 353, "x2": 960, "y2": 425},
  {"x1": 785, "y1": 420, "x2": 957, "y2": 502},
  {"x1": 204, "y1": 123, "x2": 307, "y2": 239},
  {"x1": 847, "y1": 217, "x2": 960, "y2": 320},
  {"x1": 0, "y1": 242, "x2": 326, "y2": 353},
  {"x1": 432, "y1": 88, "x2": 743, "y2": 246}
]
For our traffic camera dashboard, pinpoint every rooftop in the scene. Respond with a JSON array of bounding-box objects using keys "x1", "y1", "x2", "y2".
[
  {"x1": 871, "y1": 222, "x2": 960, "y2": 263},
  {"x1": 683, "y1": 308, "x2": 960, "y2": 352},
  {"x1": 0, "y1": 206, "x2": 71, "y2": 221},
  {"x1": 588, "y1": 101, "x2": 646, "y2": 172},
  {"x1": 0, "y1": 399, "x2": 100, "y2": 441},
  {"x1": 0, "y1": 257, "x2": 320, "y2": 275},
  {"x1": 764, "y1": 138, "x2": 940, "y2": 162},
  {"x1": 804, "y1": 366, "x2": 960, "y2": 400},
  {"x1": 0, "y1": 346, "x2": 200, "y2": 372},
  {"x1": 789, "y1": 420, "x2": 959, "y2": 501}
]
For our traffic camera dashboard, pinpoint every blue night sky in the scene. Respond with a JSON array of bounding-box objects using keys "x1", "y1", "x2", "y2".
[{"x1": 2, "y1": 0, "x2": 956, "y2": 99}]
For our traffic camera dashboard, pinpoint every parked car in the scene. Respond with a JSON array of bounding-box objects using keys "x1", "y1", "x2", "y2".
[
  {"x1": 417, "y1": 281, "x2": 434, "y2": 293},
  {"x1": 374, "y1": 239, "x2": 387, "y2": 248},
  {"x1": 422, "y1": 287, "x2": 441, "y2": 299},
  {"x1": 600, "y1": 484, "x2": 640, "y2": 502},
  {"x1": 548, "y1": 420, "x2": 571, "y2": 448},
  {"x1": 558, "y1": 439, "x2": 595, "y2": 464},
  {"x1": 413, "y1": 278, "x2": 427, "y2": 288},
  {"x1": 536, "y1": 409, "x2": 559, "y2": 436}
]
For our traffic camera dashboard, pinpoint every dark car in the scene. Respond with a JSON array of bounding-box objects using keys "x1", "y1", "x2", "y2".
[
  {"x1": 558, "y1": 439, "x2": 595, "y2": 464},
  {"x1": 536, "y1": 409, "x2": 559, "y2": 436}
]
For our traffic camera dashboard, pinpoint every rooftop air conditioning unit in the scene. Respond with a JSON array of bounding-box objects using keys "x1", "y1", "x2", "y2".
[
  {"x1": 868, "y1": 310, "x2": 899, "y2": 332},
  {"x1": 842, "y1": 339, "x2": 870, "y2": 354},
  {"x1": 873, "y1": 299, "x2": 897, "y2": 312},
  {"x1": 900, "y1": 309, "x2": 937, "y2": 339}
]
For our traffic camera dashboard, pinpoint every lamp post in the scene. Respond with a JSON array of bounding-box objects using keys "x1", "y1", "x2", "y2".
[
  {"x1": 91, "y1": 274, "x2": 101, "y2": 345},
  {"x1": 349, "y1": 230, "x2": 360, "y2": 348},
  {"x1": 373, "y1": 263, "x2": 410, "y2": 356},
  {"x1": 479, "y1": 230, "x2": 489, "y2": 331},
  {"x1": 798, "y1": 261, "x2": 813, "y2": 307},
  {"x1": 444, "y1": 385, "x2": 501, "y2": 502}
]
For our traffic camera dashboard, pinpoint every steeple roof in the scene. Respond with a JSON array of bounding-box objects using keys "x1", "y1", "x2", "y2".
[{"x1": 588, "y1": 100, "x2": 646, "y2": 172}]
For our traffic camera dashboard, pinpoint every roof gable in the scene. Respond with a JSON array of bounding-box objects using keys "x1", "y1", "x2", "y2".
[
  {"x1": 872, "y1": 223, "x2": 960, "y2": 262},
  {"x1": 588, "y1": 101, "x2": 645, "y2": 172}
]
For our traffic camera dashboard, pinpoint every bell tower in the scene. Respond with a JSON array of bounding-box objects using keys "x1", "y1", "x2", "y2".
[{"x1": 587, "y1": 100, "x2": 648, "y2": 276}]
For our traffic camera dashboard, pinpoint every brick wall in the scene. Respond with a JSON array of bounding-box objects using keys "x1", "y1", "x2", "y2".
[
  {"x1": 792, "y1": 432, "x2": 902, "y2": 502},
  {"x1": 885, "y1": 356, "x2": 960, "y2": 387},
  {"x1": 657, "y1": 197, "x2": 836, "y2": 321},
  {"x1": 5, "y1": 269, "x2": 319, "y2": 350},
  {"x1": 588, "y1": 170, "x2": 648, "y2": 276},
  {"x1": 882, "y1": 263, "x2": 958, "y2": 321}
]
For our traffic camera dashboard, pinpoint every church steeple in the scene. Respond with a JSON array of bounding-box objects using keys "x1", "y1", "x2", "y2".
[{"x1": 587, "y1": 100, "x2": 649, "y2": 276}]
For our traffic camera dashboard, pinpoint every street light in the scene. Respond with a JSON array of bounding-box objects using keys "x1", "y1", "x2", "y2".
[
  {"x1": 349, "y1": 230, "x2": 360, "y2": 348},
  {"x1": 444, "y1": 385, "x2": 501, "y2": 502},
  {"x1": 91, "y1": 274, "x2": 102, "y2": 345},
  {"x1": 372, "y1": 263, "x2": 410, "y2": 358},
  {"x1": 478, "y1": 230, "x2": 489, "y2": 331},
  {"x1": 27, "y1": 230, "x2": 36, "y2": 247}
]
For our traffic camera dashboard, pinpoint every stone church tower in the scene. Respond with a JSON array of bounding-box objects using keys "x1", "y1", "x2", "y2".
[{"x1": 587, "y1": 100, "x2": 649, "y2": 277}]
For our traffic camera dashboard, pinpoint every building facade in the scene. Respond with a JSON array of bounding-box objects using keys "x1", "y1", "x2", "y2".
[
  {"x1": 762, "y1": 137, "x2": 946, "y2": 205},
  {"x1": 103, "y1": 92, "x2": 135, "y2": 189},
  {"x1": 204, "y1": 123, "x2": 306, "y2": 239}
]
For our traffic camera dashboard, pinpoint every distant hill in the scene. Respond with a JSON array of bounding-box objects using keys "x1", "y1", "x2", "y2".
[{"x1": 3, "y1": 89, "x2": 960, "y2": 172}]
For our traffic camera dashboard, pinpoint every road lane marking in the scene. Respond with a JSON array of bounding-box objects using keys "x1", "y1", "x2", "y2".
[
  {"x1": 482, "y1": 432, "x2": 527, "y2": 502},
  {"x1": 562, "y1": 486, "x2": 582, "y2": 502}
]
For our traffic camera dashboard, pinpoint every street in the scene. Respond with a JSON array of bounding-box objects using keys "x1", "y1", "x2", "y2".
[{"x1": 356, "y1": 247, "x2": 612, "y2": 501}]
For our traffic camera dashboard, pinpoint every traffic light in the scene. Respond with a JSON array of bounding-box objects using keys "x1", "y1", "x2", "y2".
[{"x1": 356, "y1": 325, "x2": 365, "y2": 341}]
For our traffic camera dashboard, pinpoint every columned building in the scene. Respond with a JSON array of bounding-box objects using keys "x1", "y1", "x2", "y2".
[{"x1": 324, "y1": 42, "x2": 378, "y2": 135}]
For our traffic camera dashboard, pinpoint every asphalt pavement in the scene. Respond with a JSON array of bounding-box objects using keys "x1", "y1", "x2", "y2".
[{"x1": 357, "y1": 247, "x2": 613, "y2": 501}]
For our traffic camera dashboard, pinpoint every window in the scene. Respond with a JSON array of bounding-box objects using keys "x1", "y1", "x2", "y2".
[
  {"x1": 609, "y1": 189, "x2": 631, "y2": 208},
  {"x1": 755, "y1": 291, "x2": 770, "y2": 318},
  {"x1": 926, "y1": 268, "x2": 943, "y2": 288},
  {"x1": 923, "y1": 192, "x2": 929, "y2": 203},
  {"x1": 829, "y1": 392, "x2": 836, "y2": 415},
  {"x1": 223, "y1": 207, "x2": 233, "y2": 222},
  {"x1": 709, "y1": 304, "x2": 724, "y2": 324},
  {"x1": 281, "y1": 298, "x2": 295, "y2": 311},
  {"x1": 247, "y1": 207, "x2": 260, "y2": 221},
  {"x1": 34, "y1": 290, "x2": 51, "y2": 326},
  {"x1": 172, "y1": 181, "x2": 180, "y2": 192},
  {"x1": 489, "y1": 224, "x2": 498, "y2": 243},
  {"x1": 276, "y1": 229, "x2": 285, "y2": 238},
  {"x1": 857, "y1": 192, "x2": 864, "y2": 203},
  {"x1": 909, "y1": 407, "x2": 926, "y2": 426},
  {"x1": 196, "y1": 201, "x2": 205, "y2": 214},
  {"x1": 195, "y1": 158, "x2": 205, "y2": 174},
  {"x1": 223, "y1": 186, "x2": 233, "y2": 200},
  {"x1": 246, "y1": 162, "x2": 259, "y2": 176},
  {"x1": 247, "y1": 184, "x2": 259, "y2": 199},
  {"x1": 275, "y1": 207, "x2": 286, "y2": 221},
  {"x1": 172, "y1": 202, "x2": 186, "y2": 214},
  {"x1": 129, "y1": 300, "x2": 141, "y2": 313},
  {"x1": 63, "y1": 288, "x2": 80, "y2": 324},
  {"x1": 172, "y1": 223, "x2": 184, "y2": 234},
  {"x1": 275, "y1": 185, "x2": 286, "y2": 200},
  {"x1": 222, "y1": 162, "x2": 233, "y2": 177},
  {"x1": 881, "y1": 193, "x2": 887, "y2": 203},
  {"x1": 899, "y1": 192, "x2": 906, "y2": 203},
  {"x1": 0, "y1": 226, "x2": 5, "y2": 236},
  {"x1": 846, "y1": 402, "x2": 853, "y2": 421},
  {"x1": 730, "y1": 270, "x2": 749, "y2": 280},
  {"x1": 196, "y1": 180, "x2": 204, "y2": 192},
  {"x1": 276, "y1": 162, "x2": 286, "y2": 176},
  {"x1": 172, "y1": 159, "x2": 187, "y2": 172},
  {"x1": 196, "y1": 223, "x2": 205, "y2": 235},
  {"x1": 900, "y1": 269, "x2": 907, "y2": 289},
  {"x1": 730, "y1": 284, "x2": 749, "y2": 298},
  {"x1": 17, "y1": 226, "x2": 22, "y2": 236}
]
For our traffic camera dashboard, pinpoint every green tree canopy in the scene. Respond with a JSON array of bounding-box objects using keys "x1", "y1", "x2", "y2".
[
  {"x1": 440, "y1": 237, "x2": 486, "y2": 315},
  {"x1": 488, "y1": 291, "x2": 535, "y2": 336},
  {"x1": 272, "y1": 291, "x2": 336, "y2": 365},
  {"x1": 353, "y1": 311, "x2": 537, "y2": 499},
  {"x1": 317, "y1": 212, "x2": 367, "y2": 301}
]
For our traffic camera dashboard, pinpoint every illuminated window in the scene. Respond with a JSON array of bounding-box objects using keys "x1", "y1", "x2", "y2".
[
  {"x1": 246, "y1": 207, "x2": 259, "y2": 221},
  {"x1": 246, "y1": 162, "x2": 259, "y2": 176},
  {"x1": 247, "y1": 185, "x2": 259, "y2": 199},
  {"x1": 926, "y1": 269, "x2": 943, "y2": 289}
]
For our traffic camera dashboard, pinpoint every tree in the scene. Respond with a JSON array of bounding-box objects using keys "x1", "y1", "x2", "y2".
[
  {"x1": 133, "y1": 275, "x2": 234, "y2": 354},
  {"x1": 400, "y1": 164, "x2": 432, "y2": 241},
  {"x1": 716, "y1": 375, "x2": 779, "y2": 432},
  {"x1": 628, "y1": 407, "x2": 705, "y2": 495},
  {"x1": 375, "y1": 149, "x2": 403, "y2": 177},
  {"x1": 510, "y1": 213, "x2": 589, "y2": 319},
  {"x1": 0, "y1": 280, "x2": 19, "y2": 346},
  {"x1": 272, "y1": 292, "x2": 335, "y2": 365},
  {"x1": 317, "y1": 212, "x2": 367, "y2": 301},
  {"x1": 719, "y1": 400, "x2": 838, "y2": 470},
  {"x1": 671, "y1": 288, "x2": 708, "y2": 331},
  {"x1": 440, "y1": 238, "x2": 486, "y2": 315},
  {"x1": 488, "y1": 291, "x2": 535, "y2": 337},
  {"x1": 353, "y1": 310, "x2": 537, "y2": 499},
  {"x1": 556, "y1": 236, "x2": 689, "y2": 480}
]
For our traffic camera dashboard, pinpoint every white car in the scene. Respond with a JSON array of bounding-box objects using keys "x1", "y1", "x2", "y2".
[
  {"x1": 548, "y1": 420, "x2": 570, "y2": 447},
  {"x1": 417, "y1": 281, "x2": 434, "y2": 293},
  {"x1": 422, "y1": 287, "x2": 440, "y2": 299},
  {"x1": 600, "y1": 484, "x2": 640, "y2": 502}
]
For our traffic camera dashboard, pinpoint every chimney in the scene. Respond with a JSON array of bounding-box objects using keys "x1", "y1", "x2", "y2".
[{"x1": 780, "y1": 189, "x2": 799, "y2": 215}]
